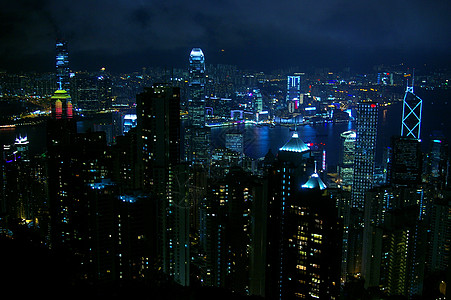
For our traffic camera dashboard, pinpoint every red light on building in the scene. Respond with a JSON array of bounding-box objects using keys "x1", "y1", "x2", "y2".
[
  {"x1": 55, "y1": 100, "x2": 62, "y2": 119},
  {"x1": 370, "y1": 104, "x2": 376, "y2": 108},
  {"x1": 67, "y1": 101, "x2": 73, "y2": 119}
]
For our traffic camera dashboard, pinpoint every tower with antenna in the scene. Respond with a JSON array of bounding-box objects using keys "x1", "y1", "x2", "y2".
[{"x1": 401, "y1": 69, "x2": 423, "y2": 140}]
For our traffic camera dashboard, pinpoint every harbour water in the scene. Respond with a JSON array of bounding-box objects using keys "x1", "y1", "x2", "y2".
[{"x1": 1, "y1": 88, "x2": 450, "y2": 170}]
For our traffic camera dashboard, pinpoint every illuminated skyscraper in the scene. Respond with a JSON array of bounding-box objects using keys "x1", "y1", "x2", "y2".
[
  {"x1": 50, "y1": 89, "x2": 73, "y2": 120},
  {"x1": 188, "y1": 48, "x2": 206, "y2": 127},
  {"x1": 347, "y1": 102, "x2": 378, "y2": 277},
  {"x1": 265, "y1": 134, "x2": 342, "y2": 299},
  {"x1": 286, "y1": 75, "x2": 301, "y2": 108},
  {"x1": 352, "y1": 101, "x2": 378, "y2": 209},
  {"x1": 339, "y1": 130, "x2": 356, "y2": 188},
  {"x1": 254, "y1": 89, "x2": 263, "y2": 113},
  {"x1": 401, "y1": 77, "x2": 422, "y2": 140},
  {"x1": 55, "y1": 39, "x2": 70, "y2": 92},
  {"x1": 185, "y1": 48, "x2": 211, "y2": 165}
]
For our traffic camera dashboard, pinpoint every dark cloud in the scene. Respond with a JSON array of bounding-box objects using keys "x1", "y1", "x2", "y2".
[{"x1": 0, "y1": 0, "x2": 450, "y2": 73}]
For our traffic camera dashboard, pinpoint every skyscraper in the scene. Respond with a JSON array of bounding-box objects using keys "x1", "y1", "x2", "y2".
[
  {"x1": 185, "y1": 48, "x2": 211, "y2": 165},
  {"x1": 286, "y1": 75, "x2": 301, "y2": 108},
  {"x1": 401, "y1": 78, "x2": 423, "y2": 140},
  {"x1": 339, "y1": 130, "x2": 356, "y2": 189},
  {"x1": 55, "y1": 39, "x2": 70, "y2": 92},
  {"x1": 266, "y1": 132, "x2": 321, "y2": 299},
  {"x1": 188, "y1": 48, "x2": 206, "y2": 127},
  {"x1": 352, "y1": 101, "x2": 378, "y2": 209},
  {"x1": 265, "y1": 132, "x2": 342, "y2": 299},
  {"x1": 388, "y1": 136, "x2": 422, "y2": 186},
  {"x1": 50, "y1": 89, "x2": 73, "y2": 120},
  {"x1": 136, "y1": 84, "x2": 190, "y2": 286}
]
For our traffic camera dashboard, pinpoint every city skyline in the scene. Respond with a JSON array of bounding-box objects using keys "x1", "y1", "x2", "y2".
[
  {"x1": 1, "y1": 4, "x2": 451, "y2": 299},
  {"x1": 1, "y1": 1, "x2": 451, "y2": 73}
]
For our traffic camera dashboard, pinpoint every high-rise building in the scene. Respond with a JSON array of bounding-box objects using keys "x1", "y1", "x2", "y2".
[
  {"x1": 50, "y1": 89, "x2": 74, "y2": 120},
  {"x1": 55, "y1": 39, "x2": 70, "y2": 92},
  {"x1": 46, "y1": 128, "x2": 110, "y2": 278},
  {"x1": 136, "y1": 84, "x2": 190, "y2": 286},
  {"x1": 187, "y1": 48, "x2": 206, "y2": 127},
  {"x1": 428, "y1": 196, "x2": 451, "y2": 273},
  {"x1": 387, "y1": 136, "x2": 422, "y2": 186},
  {"x1": 361, "y1": 186, "x2": 427, "y2": 297},
  {"x1": 137, "y1": 84, "x2": 181, "y2": 190},
  {"x1": 401, "y1": 79, "x2": 423, "y2": 140},
  {"x1": 286, "y1": 75, "x2": 301, "y2": 108},
  {"x1": 425, "y1": 135, "x2": 449, "y2": 189},
  {"x1": 267, "y1": 131, "x2": 341, "y2": 299},
  {"x1": 352, "y1": 101, "x2": 378, "y2": 209},
  {"x1": 339, "y1": 130, "x2": 356, "y2": 189},
  {"x1": 225, "y1": 131, "x2": 244, "y2": 155},
  {"x1": 347, "y1": 101, "x2": 378, "y2": 278},
  {"x1": 265, "y1": 134, "x2": 342, "y2": 299},
  {"x1": 253, "y1": 89, "x2": 263, "y2": 113},
  {"x1": 185, "y1": 48, "x2": 211, "y2": 165},
  {"x1": 201, "y1": 167, "x2": 266, "y2": 296}
]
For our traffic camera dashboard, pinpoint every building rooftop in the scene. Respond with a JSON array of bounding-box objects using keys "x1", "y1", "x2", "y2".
[{"x1": 279, "y1": 131, "x2": 310, "y2": 153}]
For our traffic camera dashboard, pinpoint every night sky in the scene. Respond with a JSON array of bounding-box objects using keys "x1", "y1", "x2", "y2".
[{"x1": 1, "y1": 0, "x2": 450, "y2": 73}]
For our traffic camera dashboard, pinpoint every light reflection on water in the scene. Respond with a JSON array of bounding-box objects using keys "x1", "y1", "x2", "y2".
[
  {"x1": 211, "y1": 102, "x2": 406, "y2": 168},
  {"x1": 2, "y1": 97, "x2": 450, "y2": 169}
]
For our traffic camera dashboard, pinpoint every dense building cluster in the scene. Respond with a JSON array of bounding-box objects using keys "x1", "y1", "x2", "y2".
[{"x1": 0, "y1": 41, "x2": 450, "y2": 299}]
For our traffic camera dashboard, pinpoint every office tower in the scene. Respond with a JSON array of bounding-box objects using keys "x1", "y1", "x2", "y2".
[
  {"x1": 283, "y1": 187, "x2": 342, "y2": 300},
  {"x1": 184, "y1": 126, "x2": 211, "y2": 164},
  {"x1": 55, "y1": 39, "x2": 70, "y2": 92},
  {"x1": 339, "y1": 130, "x2": 356, "y2": 189},
  {"x1": 225, "y1": 131, "x2": 244, "y2": 155},
  {"x1": 185, "y1": 48, "x2": 211, "y2": 165},
  {"x1": 47, "y1": 89, "x2": 77, "y2": 152},
  {"x1": 425, "y1": 135, "x2": 449, "y2": 189},
  {"x1": 97, "y1": 68, "x2": 113, "y2": 110},
  {"x1": 266, "y1": 143, "x2": 342, "y2": 300},
  {"x1": 286, "y1": 75, "x2": 301, "y2": 108},
  {"x1": 136, "y1": 84, "x2": 190, "y2": 286},
  {"x1": 51, "y1": 89, "x2": 73, "y2": 120},
  {"x1": 347, "y1": 101, "x2": 378, "y2": 278},
  {"x1": 253, "y1": 89, "x2": 263, "y2": 113},
  {"x1": 352, "y1": 101, "x2": 378, "y2": 209},
  {"x1": 266, "y1": 131, "x2": 323, "y2": 299},
  {"x1": 388, "y1": 136, "x2": 423, "y2": 186},
  {"x1": 401, "y1": 79, "x2": 423, "y2": 140},
  {"x1": 188, "y1": 48, "x2": 206, "y2": 127}
]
